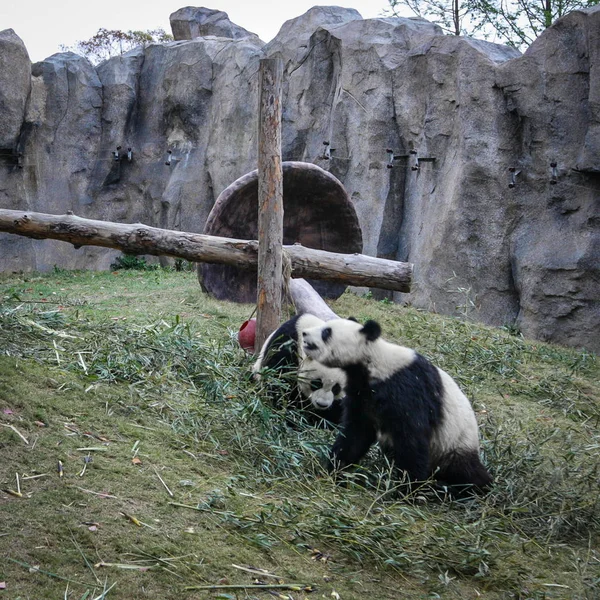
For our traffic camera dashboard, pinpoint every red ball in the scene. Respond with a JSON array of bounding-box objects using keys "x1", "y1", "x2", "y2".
[{"x1": 238, "y1": 318, "x2": 257, "y2": 353}]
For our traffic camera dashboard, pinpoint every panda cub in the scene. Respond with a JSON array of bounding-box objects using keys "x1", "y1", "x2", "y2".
[
  {"x1": 302, "y1": 318, "x2": 492, "y2": 490},
  {"x1": 252, "y1": 314, "x2": 347, "y2": 424}
]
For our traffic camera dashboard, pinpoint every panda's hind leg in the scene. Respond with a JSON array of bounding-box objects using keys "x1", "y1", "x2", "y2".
[
  {"x1": 389, "y1": 433, "x2": 431, "y2": 485},
  {"x1": 434, "y1": 449, "x2": 493, "y2": 492}
]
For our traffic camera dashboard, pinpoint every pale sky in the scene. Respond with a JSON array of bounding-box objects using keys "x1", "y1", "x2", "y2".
[{"x1": 1, "y1": 1, "x2": 395, "y2": 63}]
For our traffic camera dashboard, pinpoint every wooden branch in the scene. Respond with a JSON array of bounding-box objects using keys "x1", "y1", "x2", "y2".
[
  {"x1": 256, "y1": 57, "x2": 284, "y2": 351},
  {"x1": 0, "y1": 209, "x2": 413, "y2": 292},
  {"x1": 288, "y1": 279, "x2": 339, "y2": 321}
]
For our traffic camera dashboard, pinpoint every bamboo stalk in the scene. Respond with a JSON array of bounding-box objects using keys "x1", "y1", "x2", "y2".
[{"x1": 183, "y1": 583, "x2": 311, "y2": 591}]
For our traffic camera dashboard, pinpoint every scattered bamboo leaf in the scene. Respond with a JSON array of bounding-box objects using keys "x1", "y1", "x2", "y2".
[
  {"x1": 74, "y1": 487, "x2": 117, "y2": 499},
  {"x1": 0, "y1": 423, "x2": 29, "y2": 444},
  {"x1": 94, "y1": 562, "x2": 155, "y2": 571},
  {"x1": 183, "y1": 583, "x2": 312, "y2": 592},
  {"x1": 230, "y1": 564, "x2": 281, "y2": 579},
  {"x1": 120, "y1": 512, "x2": 142, "y2": 527},
  {"x1": 6, "y1": 557, "x2": 97, "y2": 587},
  {"x1": 153, "y1": 467, "x2": 173, "y2": 497}
]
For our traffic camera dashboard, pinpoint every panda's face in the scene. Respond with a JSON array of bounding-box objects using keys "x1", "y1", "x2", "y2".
[
  {"x1": 302, "y1": 318, "x2": 381, "y2": 368},
  {"x1": 310, "y1": 383, "x2": 337, "y2": 409},
  {"x1": 311, "y1": 378, "x2": 343, "y2": 408},
  {"x1": 298, "y1": 361, "x2": 345, "y2": 409}
]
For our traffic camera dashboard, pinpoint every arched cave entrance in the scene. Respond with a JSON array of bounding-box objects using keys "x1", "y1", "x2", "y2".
[{"x1": 199, "y1": 161, "x2": 363, "y2": 303}]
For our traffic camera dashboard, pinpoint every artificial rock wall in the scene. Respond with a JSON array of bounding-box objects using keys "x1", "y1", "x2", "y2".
[{"x1": 0, "y1": 6, "x2": 598, "y2": 351}]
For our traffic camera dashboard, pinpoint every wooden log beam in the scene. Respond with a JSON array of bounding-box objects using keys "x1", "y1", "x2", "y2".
[
  {"x1": 0, "y1": 209, "x2": 413, "y2": 292},
  {"x1": 256, "y1": 57, "x2": 284, "y2": 351},
  {"x1": 288, "y1": 279, "x2": 338, "y2": 321}
]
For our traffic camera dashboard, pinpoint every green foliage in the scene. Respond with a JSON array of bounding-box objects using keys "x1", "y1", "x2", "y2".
[
  {"x1": 173, "y1": 258, "x2": 195, "y2": 272},
  {"x1": 388, "y1": 0, "x2": 599, "y2": 49},
  {"x1": 109, "y1": 255, "x2": 195, "y2": 272},
  {"x1": 389, "y1": 0, "x2": 469, "y2": 35},
  {"x1": 64, "y1": 27, "x2": 173, "y2": 64},
  {"x1": 110, "y1": 254, "x2": 158, "y2": 271},
  {"x1": 467, "y1": 0, "x2": 599, "y2": 48}
]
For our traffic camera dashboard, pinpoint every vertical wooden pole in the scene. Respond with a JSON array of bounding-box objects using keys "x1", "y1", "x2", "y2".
[{"x1": 256, "y1": 58, "x2": 284, "y2": 352}]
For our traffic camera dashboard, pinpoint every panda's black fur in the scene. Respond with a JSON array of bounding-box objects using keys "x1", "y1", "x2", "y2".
[
  {"x1": 254, "y1": 315, "x2": 304, "y2": 372},
  {"x1": 252, "y1": 314, "x2": 344, "y2": 424},
  {"x1": 302, "y1": 318, "x2": 493, "y2": 492}
]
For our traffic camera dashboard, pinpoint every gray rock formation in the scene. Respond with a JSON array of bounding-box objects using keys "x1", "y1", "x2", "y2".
[
  {"x1": 170, "y1": 6, "x2": 262, "y2": 42},
  {"x1": 0, "y1": 29, "x2": 31, "y2": 151},
  {"x1": 494, "y1": 9, "x2": 600, "y2": 349},
  {"x1": 0, "y1": 5, "x2": 598, "y2": 352}
]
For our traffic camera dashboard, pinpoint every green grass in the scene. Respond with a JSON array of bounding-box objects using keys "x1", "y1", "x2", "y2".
[{"x1": 0, "y1": 270, "x2": 598, "y2": 599}]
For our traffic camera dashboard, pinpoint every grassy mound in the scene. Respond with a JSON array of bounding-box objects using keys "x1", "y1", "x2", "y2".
[{"x1": 0, "y1": 269, "x2": 598, "y2": 599}]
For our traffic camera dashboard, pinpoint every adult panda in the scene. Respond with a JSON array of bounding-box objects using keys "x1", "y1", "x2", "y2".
[
  {"x1": 252, "y1": 314, "x2": 346, "y2": 424},
  {"x1": 301, "y1": 318, "x2": 492, "y2": 491}
]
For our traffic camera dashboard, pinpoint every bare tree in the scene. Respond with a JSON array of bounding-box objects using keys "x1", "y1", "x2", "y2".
[
  {"x1": 388, "y1": 0, "x2": 598, "y2": 48},
  {"x1": 389, "y1": 0, "x2": 469, "y2": 34},
  {"x1": 468, "y1": 0, "x2": 598, "y2": 47},
  {"x1": 62, "y1": 28, "x2": 173, "y2": 64}
]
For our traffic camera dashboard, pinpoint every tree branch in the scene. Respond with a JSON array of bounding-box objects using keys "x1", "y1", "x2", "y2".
[{"x1": 0, "y1": 209, "x2": 413, "y2": 293}]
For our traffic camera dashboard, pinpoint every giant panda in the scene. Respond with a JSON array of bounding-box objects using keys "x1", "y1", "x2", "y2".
[
  {"x1": 251, "y1": 314, "x2": 347, "y2": 424},
  {"x1": 301, "y1": 318, "x2": 492, "y2": 491}
]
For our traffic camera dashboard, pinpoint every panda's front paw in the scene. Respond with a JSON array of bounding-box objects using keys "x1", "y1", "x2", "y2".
[
  {"x1": 324, "y1": 451, "x2": 349, "y2": 475},
  {"x1": 323, "y1": 454, "x2": 336, "y2": 474}
]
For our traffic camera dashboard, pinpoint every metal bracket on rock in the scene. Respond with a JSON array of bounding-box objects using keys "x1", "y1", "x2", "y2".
[
  {"x1": 113, "y1": 146, "x2": 133, "y2": 163},
  {"x1": 413, "y1": 151, "x2": 436, "y2": 170},
  {"x1": 550, "y1": 161, "x2": 558, "y2": 185},
  {"x1": 321, "y1": 141, "x2": 336, "y2": 160},
  {"x1": 386, "y1": 149, "x2": 408, "y2": 168},
  {"x1": 508, "y1": 167, "x2": 521, "y2": 188},
  {"x1": 387, "y1": 148, "x2": 435, "y2": 170},
  {"x1": 165, "y1": 149, "x2": 185, "y2": 167}
]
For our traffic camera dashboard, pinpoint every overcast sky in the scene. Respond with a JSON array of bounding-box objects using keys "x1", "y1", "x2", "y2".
[{"x1": 1, "y1": 1, "x2": 397, "y2": 63}]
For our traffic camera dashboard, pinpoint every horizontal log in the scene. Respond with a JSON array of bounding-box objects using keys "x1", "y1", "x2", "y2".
[{"x1": 0, "y1": 209, "x2": 412, "y2": 292}]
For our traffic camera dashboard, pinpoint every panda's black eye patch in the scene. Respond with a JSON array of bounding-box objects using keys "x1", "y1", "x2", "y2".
[
  {"x1": 332, "y1": 383, "x2": 341, "y2": 395},
  {"x1": 310, "y1": 379, "x2": 323, "y2": 391},
  {"x1": 321, "y1": 327, "x2": 332, "y2": 342}
]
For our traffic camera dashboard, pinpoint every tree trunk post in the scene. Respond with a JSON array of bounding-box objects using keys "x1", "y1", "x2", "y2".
[{"x1": 256, "y1": 58, "x2": 284, "y2": 352}]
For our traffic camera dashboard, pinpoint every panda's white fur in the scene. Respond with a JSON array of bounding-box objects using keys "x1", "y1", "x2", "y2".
[
  {"x1": 252, "y1": 314, "x2": 346, "y2": 417},
  {"x1": 297, "y1": 356, "x2": 346, "y2": 409},
  {"x1": 430, "y1": 369, "x2": 480, "y2": 462},
  {"x1": 302, "y1": 318, "x2": 492, "y2": 490}
]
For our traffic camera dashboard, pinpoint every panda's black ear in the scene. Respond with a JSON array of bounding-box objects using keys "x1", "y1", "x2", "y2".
[
  {"x1": 347, "y1": 316, "x2": 358, "y2": 322},
  {"x1": 361, "y1": 320, "x2": 381, "y2": 342}
]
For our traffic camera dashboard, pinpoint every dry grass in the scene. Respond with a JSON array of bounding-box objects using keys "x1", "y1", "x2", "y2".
[{"x1": 0, "y1": 269, "x2": 598, "y2": 599}]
